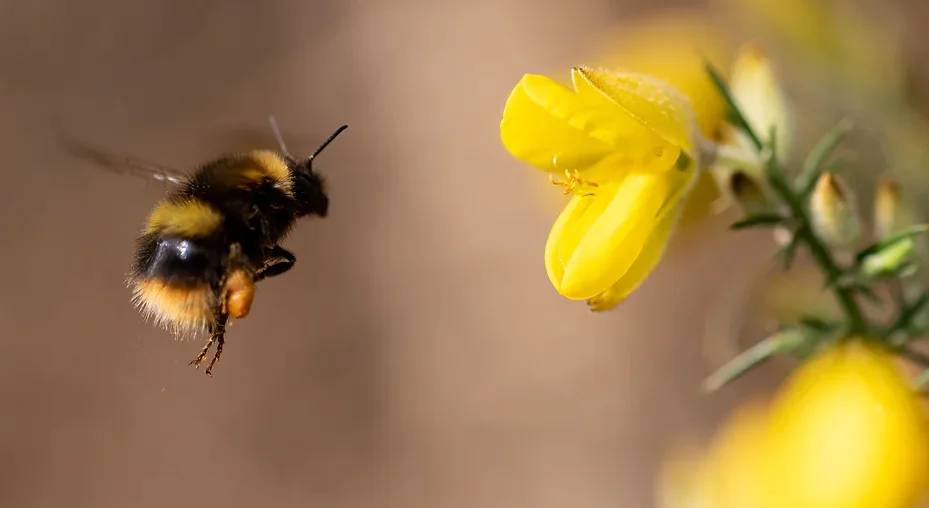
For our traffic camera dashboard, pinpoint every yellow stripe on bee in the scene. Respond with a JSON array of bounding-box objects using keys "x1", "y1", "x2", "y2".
[
  {"x1": 144, "y1": 199, "x2": 222, "y2": 237},
  {"x1": 247, "y1": 150, "x2": 293, "y2": 195},
  {"x1": 131, "y1": 279, "x2": 215, "y2": 336}
]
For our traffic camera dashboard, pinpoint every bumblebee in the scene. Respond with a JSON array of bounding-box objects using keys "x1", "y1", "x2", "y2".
[{"x1": 73, "y1": 121, "x2": 348, "y2": 376}]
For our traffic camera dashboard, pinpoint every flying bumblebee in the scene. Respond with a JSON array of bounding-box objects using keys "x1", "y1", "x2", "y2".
[{"x1": 71, "y1": 120, "x2": 348, "y2": 376}]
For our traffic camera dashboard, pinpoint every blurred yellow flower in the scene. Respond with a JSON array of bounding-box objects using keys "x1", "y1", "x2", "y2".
[
  {"x1": 701, "y1": 400, "x2": 772, "y2": 508},
  {"x1": 659, "y1": 340, "x2": 929, "y2": 508},
  {"x1": 657, "y1": 399, "x2": 774, "y2": 508},
  {"x1": 764, "y1": 340, "x2": 929, "y2": 508},
  {"x1": 500, "y1": 66, "x2": 699, "y2": 308}
]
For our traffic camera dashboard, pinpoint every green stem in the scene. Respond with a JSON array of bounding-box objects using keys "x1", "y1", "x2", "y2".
[
  {"x1": 704, "y1": 61, "x2": 869, "y2": 336},
  {"x1": 887, "y1": 292, "x2": 929, "y2": 338},
  {"x1": 765, "y1": 164, "x2": 868, "y2": 335},
  {"x1": 703, "y1": 331, "x2": 805, "y2": 392}
]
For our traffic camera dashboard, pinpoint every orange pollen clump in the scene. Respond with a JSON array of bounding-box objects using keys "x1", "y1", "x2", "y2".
[{"x1": 224, "y1": 270, "x2": 255, "y2": 319}]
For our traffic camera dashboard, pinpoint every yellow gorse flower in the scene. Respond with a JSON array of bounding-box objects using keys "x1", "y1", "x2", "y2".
[
  {"x1": 593, "y1": 11, "x2": 734, "y2": 229},
  {"x1": 500, "y1": 66, "x2": 699, "y2": 308},
  {"x1": 658, "y1": 340, "x2": 929, "y2": 508},
  {"x1": 594, "y1": 12, "x2": 733, "y2": 142},
  {"x1": 764, "y1": 340, "x2": 929, "y2": 508}
]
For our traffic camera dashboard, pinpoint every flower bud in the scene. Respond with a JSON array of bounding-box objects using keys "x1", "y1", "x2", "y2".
[
  {"x1": 731, "y1": 43, "x2": 792, "y2": 160},
  {"x1": 809, "y1": 173, "x2": 860, "y2": 249},
  {"x1": 874, "y1": 176, "x2": 904, "y2": 240}
]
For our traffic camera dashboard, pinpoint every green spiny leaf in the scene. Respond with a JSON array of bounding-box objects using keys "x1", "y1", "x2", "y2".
[
  {"x1": 888, "y1": 292, "x2": 929, "y2": 337},
  {"x1": 856, "y1": 224, "x2": 929, "y2": 262},
  {"x1": 798, "y1": 315, "x2": 837, "y2": 331},
  {"x1": 730, "y1": 214, "x2": 786, "y2": 230},
  {"x1": 704, "y1": 61, "x2": 764, "y2": 151},
  {"x1": 702, "y1": 330, "x2": 807, "y2": 392},
  {"x1": 796, "y1": 119, "x2": 854, "y2": 198},
  {"x1": 780, "y1": 232, "x2": 801, "y2": 270}
]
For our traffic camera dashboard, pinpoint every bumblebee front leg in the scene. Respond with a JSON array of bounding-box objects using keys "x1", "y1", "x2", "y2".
[
  {"x1": 188, "y1": 312, "x2": 228, "y2": 377},
  {"x1": 254, "y1": 245, "x2": 296, "y2": 282}
]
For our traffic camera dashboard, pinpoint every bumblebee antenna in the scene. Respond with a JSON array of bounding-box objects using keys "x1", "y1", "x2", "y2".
[
  {"x1": 268, "y1": 116, "x2": 291, "y2": 157},
  {"x1": 308, "y1": 125, "x2": 348, "y2": 163}
]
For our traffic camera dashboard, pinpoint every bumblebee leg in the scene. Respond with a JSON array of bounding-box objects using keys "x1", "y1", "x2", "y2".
[
  {"x1": 188, "y1": 338, "x2": 215, "y2": 368},
  {"x1": 255, "y1": 246, "x2": 296, "y2": 281},
  {"x1": 189, "y1": 313, "x2": 228, "y2": 376},
  {"x1": 204, "y1": 331, "x2": 225, "y2": 377}
]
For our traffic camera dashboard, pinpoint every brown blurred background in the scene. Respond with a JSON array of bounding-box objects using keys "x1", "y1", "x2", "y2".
[{"x1": 0, "y1": 0, "x2": 927, "y2": 507}]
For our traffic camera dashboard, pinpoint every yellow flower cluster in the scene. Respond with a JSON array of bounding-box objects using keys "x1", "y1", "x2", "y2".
[{"x1": 659, "y1": 341, "x2": 929, "y2": 508}]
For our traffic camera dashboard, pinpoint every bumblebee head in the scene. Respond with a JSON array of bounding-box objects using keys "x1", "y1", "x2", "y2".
[
  {"x1": 296, "y1": 124, "x2": 347, "y2": 217},
  {"x1": 292, "y1": 161, "x2": 330, "y2": 218},
  {"x1": 270, "y1": 119, "x2": 347, "y2": 219}
]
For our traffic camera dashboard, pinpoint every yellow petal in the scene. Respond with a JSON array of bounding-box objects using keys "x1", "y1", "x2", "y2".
[
  {"x1": 587, "y1": 168, "x2": 695, "y2": 310},
  {"x1": 730, "y1": 44, "x2": 791, "y2": 157},
  {"x1": 501, "y1": 72, "x2": 687, "y2": 176},
  {"x1": 500, "y1": 74, "x2": 617, "y2": 172},
  {"x1": 544, "y1": 192, "x2": 595, "y2": 293},
  {"x1": 573, "y1": 66, "x2": 697, "y2": 160},
  {"x1": 593, "y1": 12, "x2": 733, "y2": 142},
  {"x1": 551, "y1": 172, "x2": 667, "y2": 300},
  {"x1": 545, "y1": 178, "x2": 622, "y2": 294},
  {"x1": 590, "y1": 15, "x2": 732, "y2": 229}
]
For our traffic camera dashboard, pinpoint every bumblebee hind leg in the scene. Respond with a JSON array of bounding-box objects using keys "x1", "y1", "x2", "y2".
[{"x1": 189, "y1": 312, "x2": 228, "y2": 377}]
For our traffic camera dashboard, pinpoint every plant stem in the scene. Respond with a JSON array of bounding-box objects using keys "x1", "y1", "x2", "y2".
[
  {"x1": 887, "y1": 292, "x2": 929, "y2": 338},
  {"x1": 764, "y1": 154, "x2": 869, "y2": 335},
  {"x1": 704, "y1": 61, "x2": 869, "y2": 336}
]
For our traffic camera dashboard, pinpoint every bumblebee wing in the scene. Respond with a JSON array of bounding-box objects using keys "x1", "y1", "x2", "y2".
[
  {"x1": 98, "y1": 155, "x2": 189, "y2": 185},
  {"x1": 65, "y1": 141, "x2": 189, "y2": 185}
]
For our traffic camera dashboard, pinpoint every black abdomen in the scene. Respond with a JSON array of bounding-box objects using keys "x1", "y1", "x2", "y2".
[{"x1": 132, "y1": 234, "x2": 222, "y2": 287}]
